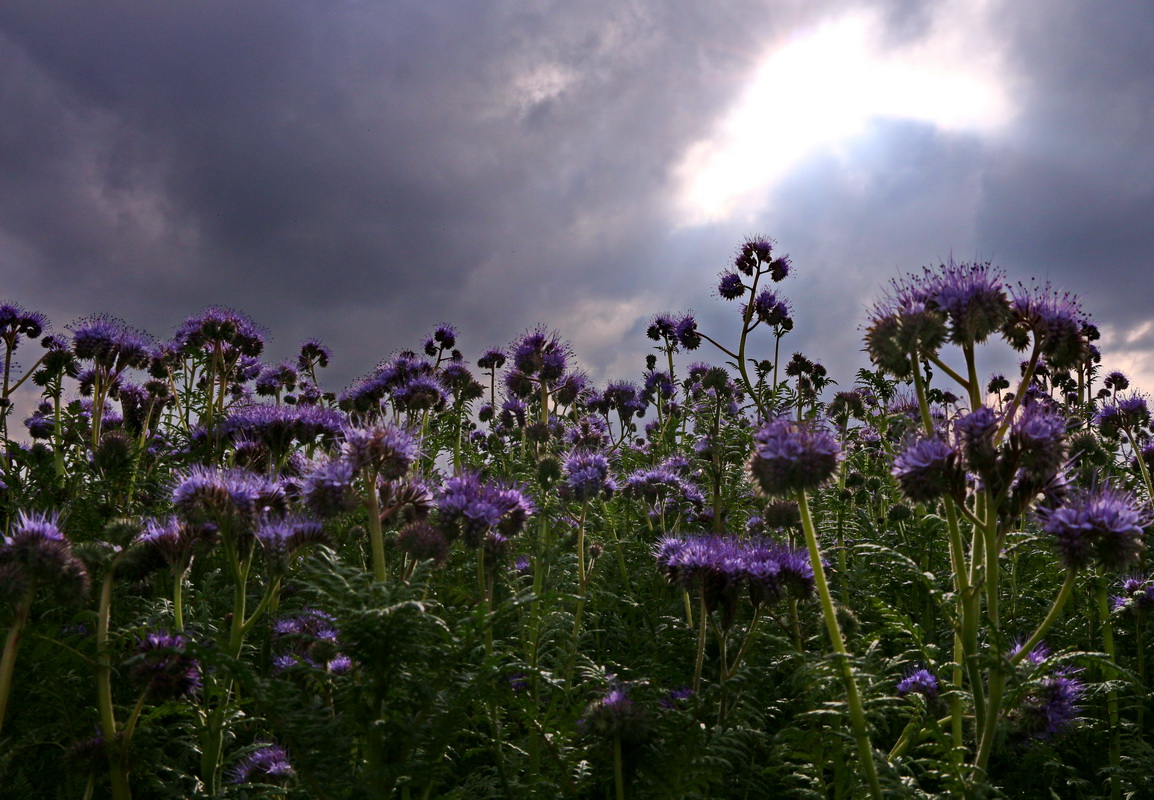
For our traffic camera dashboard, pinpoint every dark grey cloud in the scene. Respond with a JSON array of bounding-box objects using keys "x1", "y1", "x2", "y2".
[{"x1": 2, "y1": 0, "x2": 1153, "y2": 399}]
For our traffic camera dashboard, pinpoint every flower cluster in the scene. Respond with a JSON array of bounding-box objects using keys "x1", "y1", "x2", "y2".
[{"x1": 747, "y1": 417, "x2": 841, "y2": 498}]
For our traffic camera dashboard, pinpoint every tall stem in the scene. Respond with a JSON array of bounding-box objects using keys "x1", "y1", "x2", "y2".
[
  {"x1": 797, "y1": 490, "x2": 883, "y2": 800},
  {"x1": 0, "y1": 589, "x2": 34, "y2": 738}
]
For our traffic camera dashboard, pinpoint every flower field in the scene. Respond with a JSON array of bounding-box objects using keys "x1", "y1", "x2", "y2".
[{"x1": 2, "y1": 238, "x2": 1152, "y2": 798}]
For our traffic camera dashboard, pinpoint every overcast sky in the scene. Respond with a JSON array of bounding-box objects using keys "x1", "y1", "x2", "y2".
[{"x1": 3, "y1": 0, "x2": 1153, "y2": 397}]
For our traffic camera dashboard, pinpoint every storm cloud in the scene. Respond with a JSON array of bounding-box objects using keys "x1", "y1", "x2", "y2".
[{"x1": 2, "y1": 0, "x2": 1153, "y2": 394}]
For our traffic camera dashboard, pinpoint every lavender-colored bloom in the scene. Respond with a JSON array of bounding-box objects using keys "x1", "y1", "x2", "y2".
[
  {"x1": 896, "y1": 668, "x2": 938, "y2": 699},
  {"x1": 1004, "y1": 283, "x2": 1088, "y2": 369},
  {"x1": 231, "y1": 744, "x2": 295, "y2": 785},
  {"x1": 1112, "y1": 575, "x2": 1154, "y2": 614},
  {"x1": 751, "y1": 289, "x2": 789, "y2": 327},
  {"x1": 256, "y1": 516, "x2": 329, "y2": 573},
  {"x1": 436, "y1": 473, "x2": 535, "y2": 547},
  {"x1": 173, "y1": 306, "x2": 266, "y2": 358},
  {"x1": 69, "y1": 315, "x2": 153, "y2": 373},
  {"x1": 577, "y1": 685, "x2": 650, "y2": 744},
  {"x1": 342, "y1": 424, "x2": 418, "y2": 480},
  {"x1": 1, "y1": 511, "x2": 89, "y2": 605},
  {"x1": 892, "y1": 437, "x2": 964, "y2": 504},
  {"x1": 747, "y1": 418, "x2": 842, "y2": 499},
  {"x1": 560, "y1": 452, "x2": 616, "y2": 503},
  {"x1": 135, "y1": 516, "x2": 198, "y2": 572},
  {"x1": 865, "y1": 275, "x2": 948, "y2": 379},
  {"x1": 511, "y1": 326, "x2": 570, "y2": 382},
  {"x1": 301, "y1": 457, "x2": 358, "y2": 517},
  {"x1": 172, "y1": 466, "x2": 286, "y2": 534},
  {"x1": 476, "y1": 347, "x2": 506, "y2": 370},
  {"x1": 297, "y1": 338, "x2": 332, "y2": 371},
  {"x1": 396, "y1": 521, "x2": 450, "y2": 566},
  {"x1": 1039, "y1": 485, "x2": 1148, "y2": 572},
  {"x1": 647, "y1": 313, "x2": 678, "y2": 341},
  {"x1": 717, "y1": 271, "x2": 746, "y2": 300},
  {"x1": 391, "y1": 374, "x2": 447, "y2": 412},
  {"x1": 1095, "y1": 393, "x2": 1150, "y2": 438},
  {"x1": 129, "y1": 632, "x2": 201, "y2": 700},
  {"x1": 676, "y1": 314, "x2": 702, "y2": 350},
  {"x1": 659, "y1": 686, "x2": 694, "y2": 710},
  {"x1": 923, "y1": 259, "x2": 1010, "y2": 345},
  {"x1": 1008, "y1": 643, "x2": 1083, "y2": 741},
  {"x1": 734, "y1": 236, "x2": 774, "y2": 275},
  {"x1": 1010, "y1": 402, "x2": 1067, "y2": 482},
  {"x1": 432, "y1": 323, "x2": 457, "y2": 350},
  {"x1": 0, "y1": 302, "x2": 49, "y2": 347},
  {"x1": 954, "y1": 406, "x2": 999, "y2": 476}
]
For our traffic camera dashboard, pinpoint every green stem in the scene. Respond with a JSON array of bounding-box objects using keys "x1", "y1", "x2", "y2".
[
  {"x1": 1010, "y1": 569, "x2": 1078, "y2": 667},
  {"x1": 797, "y1": 490, "x2": 883, "y2": 800},
  {"x1": 0, "y1": 589, "x2": 34, "y2": 738},
  {"x1": 1096, "y1": 578, "x2": 1122, "y2": 800}
]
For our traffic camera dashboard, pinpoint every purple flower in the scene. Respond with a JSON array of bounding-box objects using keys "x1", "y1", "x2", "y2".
[
  {"x1": 69, "y1": 315, "x2": 153, "y2": 373},
  {"x1": 342, "y1": 425, "x2": 419, "y2": 480},
  {"x1": 577, "y1": 685, "x2": 650, "y2": 744},
  {"x1": 1038, "y1": 485, "x2": 1149, "y2": 572},
  {"x1": 954, "y1": 406, "x2": 999, "y2": 476},
  {"x1": 173, "y1": 306, "x2": 266, "y2": 358},
  {"x1": 865, "y1": 275, "x2": 948, "y2": 379},
  {"x1": 0, "y1": 511, "x2": 89, "y2": 605},
  {"x1": 172, "y1": 466, "x2": 287, "y2": 535},
  {"x1": 747, "y1": 418, "x2": 842, "y2": 498},
  {"x1": 1095, "y1": 393, "x2": 1150, "y2": 438},
  {"x1": 560, "y1": 452, "x2": 616, "y2": 503},
  {"x1": 0, "y1": 302, "x2": 49, "y2": 346},
  {"x1": 129, "y1": 631, "x2": 201, "y2": 700},
  {"x1": 301, "y1": 457, "x2": 358, "y2": 517},
  {"x1": 476, "y1": 347, "x2": 506, "y2": 370},
  {"x1": 1004, "y1": 282, "x2": 1089, "y2": 369},
  {"x1": 1010, "y1": 403, "x2": 1067, "y2": 483},
  {"x1": 256, "y1": 516, "x2": 329, "y2": 574},
  {"x1": 1008, "y1": 644, "x2": 1083, "y2": 741},
  {"x1": 892, "y1": 437, "x2": 964, "y2": 504},
  {"x1": 647, "y1": 314, "x2": 678, "y2": 342},
  {"x1": 896, "y1": 668, "x2": 938, "y2": 699},
  {"x1": 923, "y1": 259, "x2": 1010, "y2": 345},
  {"x1": 717, "y1": 271, "x2": 746, "y2": 300},
  {"x1": 396, "y1": 522, "x2": 450, "y2": 566},
  {"x1": 297, "y1": 338, "x2": 332, "y2": 371},
  {"x1": 511, "y1": 326, "x2": 570, "y2": 382},
  {"x1": 436, "y1": 473, "x2": 535, "y2": 547},
  {"x1": 230, "y1": 744, "x2": 294, "y2": 785}
]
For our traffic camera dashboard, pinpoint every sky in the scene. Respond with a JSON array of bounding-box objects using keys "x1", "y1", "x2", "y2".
[{"x1": 3, "y1": 0, "x2": 1154, "y2": 399}]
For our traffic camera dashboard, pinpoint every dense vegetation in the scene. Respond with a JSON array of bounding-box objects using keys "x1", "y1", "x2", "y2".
[{"x1": 2, "y1": 238, "x2": 1153, "y2": 798}]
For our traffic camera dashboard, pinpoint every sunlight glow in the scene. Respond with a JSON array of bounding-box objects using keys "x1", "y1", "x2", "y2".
[{"x1": 675, "y1": 4, "x2": 1012, "y2": 225}]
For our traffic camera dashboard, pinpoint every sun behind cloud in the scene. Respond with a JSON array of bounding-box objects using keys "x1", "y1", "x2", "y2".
[{"x1": 674, "y1": 2, "x2": 1013, "y2": 226}]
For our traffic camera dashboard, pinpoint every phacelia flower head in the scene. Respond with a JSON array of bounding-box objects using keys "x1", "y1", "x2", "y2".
[
  {"x1": 396, "y1": 522, "x2": 451, "y2": 566},
  {"x1": 436, "y1": 473, "x2": 535, "y2": 547},
  {"x1": 296, "y1": 338, "x2": 332, "y2": 372},
  {"x1": 173, "y1": 306, "x2": 266, "y2": 358},
  {"x1": 0, "y1": 510, "x2": 90, "y2": 605},
  {"x1": 1038, "y1": 484, "x2": 1149, "y2": 572},
  {"x1": 747, "y1": 417, "x2": 842, "y2": 498},
  {"x1": 954, "y1": 405, "x2": 1000, "y2": 476},
  {"x1": 0, "y1": 302, "x2": 49, "y2": 352},
  {"x1": 69, "y1": 315, "x2": 153, "y2": 373},
  {"x1": 172, "y1": 466, "x2": 286, "y2": 535},
  {"x1": 717, "y1": 271, "x2": 746, "y2": 300},
  {"x1": 864, "y1": 274, "x2": 947, "y2": 379},
  {"x1": 896, "y1": 668, "x2": 939, "y2": 699},
  {"x1": 1004, "y1": 282, "x2": 1089, "y2": 370},
  {"x1": 1007, "y1": 643, "x2": 1083, "y2": 741},
  {"x1": 577, "y1": 685, "x2": 651, "y2": 746},
  {"x1": 230, "y1": 743, "x2": 295, "y2": 786},
  {"x1": 1009, "y1": 402, "x2": 1068, "y2": 483},
  {"x1": 128, "y1": 631, "x2": 201, "y2": 700},
  {"x1": 342, "y1": 424, "x2": 419, "y2": 480},
  {"x1": 1095, "y1": 393, "x2": 1150, "y2": 439},
  {"x1": 892, "y1": 436, "x2": 965, "y2": 504},
  {"x1": 560, "y1": 451, "x2": 616, "y2": 503},
  {"x1": 923, "y1": 259, "x2": 1010, "y2": 345},
  {"x1": 511, "y1": 326, "x2": 570, "y2": 382}
]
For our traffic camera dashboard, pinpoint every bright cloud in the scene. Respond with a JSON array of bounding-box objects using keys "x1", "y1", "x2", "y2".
[{"x1": 674, "y1": 2, "x2": 1013, "y2": 225}]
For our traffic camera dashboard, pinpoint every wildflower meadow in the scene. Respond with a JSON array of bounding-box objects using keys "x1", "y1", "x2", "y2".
[{"x1": 3, "y1": 237, "x2": 1154, "y2": 798}]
